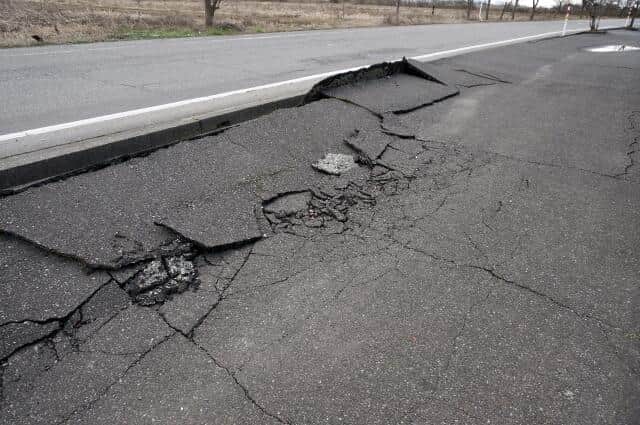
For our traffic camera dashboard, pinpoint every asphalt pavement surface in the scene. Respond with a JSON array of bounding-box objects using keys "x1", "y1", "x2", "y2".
[
  {"x1": 0, "y1": 19, "x2": 627, "y2": 134},
  {"x1": 1, "y1": 30, "x2": 639, "y2": 424}
]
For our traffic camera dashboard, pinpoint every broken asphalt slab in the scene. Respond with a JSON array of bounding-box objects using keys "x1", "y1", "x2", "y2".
[
  {"x1": 320, "y1": 72, "x2": 458, "y2": 115},
  {"x1": 0, "y1": 99, "x2": 379, "y2": 269},
  {"x1": 313, "y1": 59, "x2": 459, "y2": 116},
  {"x1": 1, "y1": 30, "x2": 640, "y2": 424}
]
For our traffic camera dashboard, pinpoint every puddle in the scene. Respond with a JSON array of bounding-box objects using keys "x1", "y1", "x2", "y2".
[{"x1": 585, "y1": 45, "x2": 640, "y2": 53}]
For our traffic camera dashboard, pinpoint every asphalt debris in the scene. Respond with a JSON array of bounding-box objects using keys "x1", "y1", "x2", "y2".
[
  {"x1": 311, "y1": 153, "x2": 357, "y2": 175},
  {"x1": 123, "y1": 255, "x2": 199, "y2": 306}
]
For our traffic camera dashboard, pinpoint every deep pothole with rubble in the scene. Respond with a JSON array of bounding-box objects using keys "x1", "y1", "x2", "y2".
[{"x1": 121, "y1": 255, "x2": 199, "y2": 305}]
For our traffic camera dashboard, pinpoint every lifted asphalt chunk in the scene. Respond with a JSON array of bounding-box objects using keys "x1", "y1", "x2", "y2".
[
  {"x1": 0, "y1": 99, "x2": 379, "y2": 269},
  {"x1": 321, "y1": 72, "x2": 458, "y2": 115}
]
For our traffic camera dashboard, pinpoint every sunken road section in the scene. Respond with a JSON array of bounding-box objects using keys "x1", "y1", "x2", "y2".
[{"x1": 1, "y1": 30, "x2": 640, "y2": 424}]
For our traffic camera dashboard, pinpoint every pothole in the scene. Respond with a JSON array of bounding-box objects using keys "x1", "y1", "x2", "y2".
[
  {"x1": 123, "y1": 255, "x2": 199, "y2": 305},
  {"x1": 585, "y1": 45, "x2": 640, "y2": 53}
]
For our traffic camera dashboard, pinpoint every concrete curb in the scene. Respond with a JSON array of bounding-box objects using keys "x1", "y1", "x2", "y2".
[{"x1": 0, "y1": 95, "x2": 304, "y2": 194}]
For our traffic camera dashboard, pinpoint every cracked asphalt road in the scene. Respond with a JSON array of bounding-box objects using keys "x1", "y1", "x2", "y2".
[{"x1": 1, "y1": 30, "x2": 639, "y2": 424}]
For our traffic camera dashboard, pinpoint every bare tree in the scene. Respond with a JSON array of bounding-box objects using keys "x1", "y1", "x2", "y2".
[
  {"x1": 617, "y1": 0, "x2": 626, "y2": 17},
  {"x1": 204, "y1": 0, "x2": 223, "y2": 27},
  {"x1": 467, "y1": 0, "x2": 474, "y2": 19},
  {"x1": 530, "y1": 0, "x2": 540, "y2": 19},
  {"x1": 583, "y1": 0, "x2": 604, "y2": 30},
  {"x1": 629, "y1": 0, "x2": 639, "y2": 26},
  {"x1": 511, "y1": 0, "x2": 520, "y2": 19},
  {"x1": 396, "y1": 0, "x2": 401, "y2": 24},
  {"x1": 486, "y1": 0, "x2": 492, "y2": 19},
  {"x1": 500, "y1": 1, "x2": 512, "y2": 19}
]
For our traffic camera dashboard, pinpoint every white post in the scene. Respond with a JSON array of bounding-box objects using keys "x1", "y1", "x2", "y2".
[
  {"x1": 479, "y1": 2, "x2": 483, "y2": 21},
  {"x1": 562, "y1": 5, "x2": 571, "y2": 36}
]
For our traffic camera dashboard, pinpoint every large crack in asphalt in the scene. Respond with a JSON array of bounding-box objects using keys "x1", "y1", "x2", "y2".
[
  {"x1": 149, "y1": 246, "x2": 293, "y2": 424},
  {"x1": 384, "y1": 235, "x2": 617, "y2": 329},
  {"x1": 1, "y1": 283, "x2": 167, "y2": 421},
  {"x1": 193, "y1": 341, "x2": 292, "y2": 425},
  {"x1": 616, "y1": 110, "x2": 640, "y2": 179},
  {"x1": 0, "y1": 237, "x2": 284, "y2": 423},
  {"x1": 436, "y1": 288, "x2": 491, "y2": 393},
  {"x1": 186, "y1": 246, "x2": 253, "y2": 337},
  {"x1": 0, "y1": 277, "x2": 113, "y2": 363},
  {"x1": 53, "y1": 332, "x2": 176, "y2": 425}
]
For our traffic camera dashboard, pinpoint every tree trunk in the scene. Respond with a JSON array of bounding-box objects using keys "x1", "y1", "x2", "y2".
[
  {"x1": 486, "y1": 0, "x2": 491, "y2": 20},
  {"x1": 500, "y1": 1, "x2": 510, "y2": 19},
  {"x1": 467, "y1": 0, "x2": 473, "y2": 19},
  {"x1": 204, "y1": 0, "x2": 215, "y2": 27},
  {"x1": 432, "y1": 0, "x2": 435, "y2": 15},
  {"x1": 396, "y1": 0, "x2": 400, "y2": 24},
  {"x1": 511, "y1": 0, "x2": 519, "y2": 20},
  {"x1": 630, "y1": 1, "x2": 639, "y2": 27},
  {"x1": 530, "y1": 0, "x2": 538, "y2": 20},
  {"x1": 590, "y1": 3, "x2": 598, "y2": 31}
]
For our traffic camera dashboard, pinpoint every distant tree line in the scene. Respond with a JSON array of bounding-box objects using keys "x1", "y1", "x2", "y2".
[{"x1": 205, "y1": 0, "x2": 638, "y2": 28}]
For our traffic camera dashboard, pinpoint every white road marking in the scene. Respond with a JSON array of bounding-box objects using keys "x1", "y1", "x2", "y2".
[
  {"x1": 0, "y1": 24, "x2": 617, "y2": 143},
  {"x1": 411, "y1": 29, "x2": 577, "y2": 60},
  {"x1": 0, "y1": 67, "x2": 360, "y2": 143}
]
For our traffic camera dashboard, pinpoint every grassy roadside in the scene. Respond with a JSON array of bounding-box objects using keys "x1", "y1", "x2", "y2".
[
  {"x1": 1, "y1": 0, "x2": 581, "y2": 48},
  {"x1": 111, "y1": 26, "x2": 238, "y2": 41}
]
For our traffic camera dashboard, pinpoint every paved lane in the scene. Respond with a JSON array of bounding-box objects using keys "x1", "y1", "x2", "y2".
[{"x1": 0, "y1": 19, "x2": 626, "y2": 133}]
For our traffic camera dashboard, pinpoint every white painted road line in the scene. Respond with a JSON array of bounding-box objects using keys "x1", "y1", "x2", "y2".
[
  {"x1": 0, "y1": 26, "x2": 611, "y2": 144},
  {"x1": 411, "y1": 29, "x2": 578, "y2": 60},
  {"x1": 0, "y1": 66, "x2": 359, "y2": 143}
]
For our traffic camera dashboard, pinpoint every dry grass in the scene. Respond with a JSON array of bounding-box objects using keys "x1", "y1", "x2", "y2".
[{"x1": 0, "y1": 0, "x2": 563, "y2": 47}]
